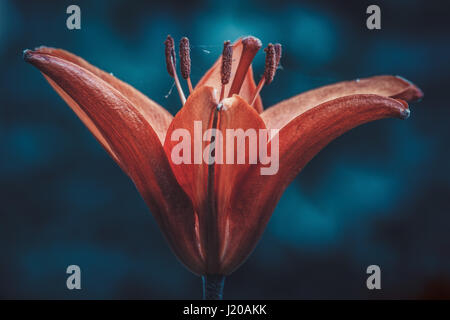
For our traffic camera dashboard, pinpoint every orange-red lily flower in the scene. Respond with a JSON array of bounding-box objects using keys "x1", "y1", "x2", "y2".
[{"x1": 24, "y1": 35, "x2": 423, "y2": 299}]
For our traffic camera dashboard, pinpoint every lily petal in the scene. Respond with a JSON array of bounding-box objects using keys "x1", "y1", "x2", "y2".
[
  {"x1": 221, "y1": 94, "x2": 410, "y2": 274},
  {"x1": 163, "y1": 86, "x2": 219, "y2": 218},
  {"x1": 42, "y1": 73, "x2": 124, "y2": 168},
  {"x1": 25, "y1": 51, "x2": 204, "y2": 274},
  {"x1": 214, "y1": 94, "x2": 267, "y2": 272},
  {"x1": 163, "y1": 87, "x2": 266, "y2": 273},
  {"x1": 195, "y1": 38, "x2": 263, "y2": 112},
  {"x1": 261, "y1": 75, "x2": 423, "y2": 130},
  {"x1": 32, "y1": 47, "x2": 173, "y2": 142},
  {"x1": 164, "y1": 86, "x2": 219, "y2": 272}
]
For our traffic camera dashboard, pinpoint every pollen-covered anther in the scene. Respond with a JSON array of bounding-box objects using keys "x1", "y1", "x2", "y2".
[
  {"x1": 264, "y1": 43, "x2": 276, "y2": 84},
  {"x1": 164, "y1": 35, "x2": 176, "y2": 77},
  {"x1": 179, "y1": 37, "x2": 194, "y2": 93},
  {"x1": 221, "y1": 41, "x2": 232, "y2": 85},
  {"x1": 179, "y1": 37, "x2": 191, "y2": 80},
  {"x1": 220, "y1": 40, "x2": 233, "y2": 100},
  {"x1": 250, "y1": 42, "x2": 281, "y2": 107},
  {"x1": 274, "y1": 43, "x2": 282, "y2": 69},
  {"x1": 164, "y1": 35, "x2": 186, "y2": 105}
]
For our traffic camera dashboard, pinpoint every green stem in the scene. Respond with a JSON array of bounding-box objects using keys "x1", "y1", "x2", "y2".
[{"x1": 202, "y1": 274, "x2": 225, "y2": 300}]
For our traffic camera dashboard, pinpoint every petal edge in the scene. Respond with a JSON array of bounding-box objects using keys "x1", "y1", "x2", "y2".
[
  {"x1": 25, "y1": 50, "x2": 204, "y2": 274},
  {"x1": 221, "y1": 94, "x2": 410, "y2": 274},
  {"x1": 262, "y1": 75, "x2": 423, "y2": 130}
]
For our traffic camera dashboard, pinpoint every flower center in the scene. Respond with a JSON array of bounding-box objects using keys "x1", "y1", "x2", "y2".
[{"x1": 164, "y1": 35, "x2": 282, "y2": 107}]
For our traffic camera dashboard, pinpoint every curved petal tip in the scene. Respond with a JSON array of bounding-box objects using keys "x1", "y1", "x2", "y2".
[
  {"x1": 23, "y1": 47, "x2": 51, "y2": 61},
  {"x1": 401, "y1": 107, "x2": 411, "y2": 119},
  {"x1": 23, "y1": 49, "x2": 45, "y2": 64},
  {"x1": 23, "y1": 49, "x2": 51, "y2": 67},
  {"x1": 22, "y1": 49, "x2": 32, "y2": 60},
  {"x1": 394, "y1": 98, "x2": 411, "y2": 119},
  {"x1": 394, "y1": 75, "x2": 424, "y2": 102}
]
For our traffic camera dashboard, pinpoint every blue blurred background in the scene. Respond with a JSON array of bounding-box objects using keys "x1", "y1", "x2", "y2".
[{"x1": 1, "y1": 0, "x2": 449, "y2": 299}]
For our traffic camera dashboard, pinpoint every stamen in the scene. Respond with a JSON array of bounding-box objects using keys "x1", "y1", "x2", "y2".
[
  {"x1": 250, "y1": 43, "x2": 280, "y2": 106},
  {"x1": 221, "y1": 41, "x2": 232, "y2": 85},
  {"x1": 274, "y1": 43, "x2": 282, "y2": 69},
  {"x1": 164, "y1": 35, "x2": 186, "y2": 105},
  {"x1": 164, "y1": 35, "x2": 176, "y2": 77},
  {"x1": 220, "y1": 40, "x2": 232, "y2": 100},
  {"x1": 250, "y1": 78, "x2": 265, "y2": 106},
  {"x1": 179, "y1": 37, "x2": 194, "y2": 93},
  {"x1": 228, "y1": 36, "x2": 262, "y2": 97},
  {"x1": 179, "y1": 37, "x2": 191, "y2": 79},
  {"x1": 263, "y1": 43, "x2": 276, "y2": 84}
]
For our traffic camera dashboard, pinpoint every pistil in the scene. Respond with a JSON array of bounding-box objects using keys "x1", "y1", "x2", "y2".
[
  {"x1": 227, "y1": 36, "x2": 262, "y2": 97},
  {"x1": 164, "y1": 35, "x2": 186, "y2": 105}
]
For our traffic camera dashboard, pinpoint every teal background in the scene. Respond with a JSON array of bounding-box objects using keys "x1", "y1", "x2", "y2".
[{"x1": 1, "y1": 0, "x2": 449, "y2": 299}]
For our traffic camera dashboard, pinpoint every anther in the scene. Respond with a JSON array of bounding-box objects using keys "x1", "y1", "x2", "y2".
[
  {"x1": 164, "y1": 35, "x2": 186, "y2": 105},
  {"x1": 220, "y1": 40, "x2": 232, "y2": 100},
  {"x1": 274, "y1": 43, "x2": 282, "y2": 69},
  {"x1": 179, "y1": 37, "x2": 191, "y2": 79},
  {"x1": 164, "y1": 35, "x2": 176, "y2": 77},
  {"x1": 263, "y1": 43, "x2": 276, "y2": 84},
  {"x1": 179, "y1": 37, "x2": 194, "y2": 93},
  {"x1": 221, "y1": 41, "x2": 232, "y2": 85},
  {"x1": 250, "y1": 42, "x2": 282, "y2": 107}
]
